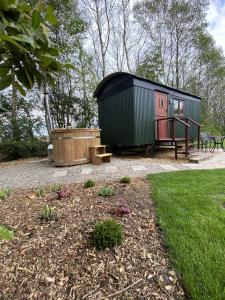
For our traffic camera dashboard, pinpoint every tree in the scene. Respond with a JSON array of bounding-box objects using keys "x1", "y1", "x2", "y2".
[
  {"x1": 80, "y1": 0, "x2": 146, "y2": 77},
  {"x1": 80, "y1": 0, "x2": 115, "y2": 79},
  {"x1": 0, "y1": 0, "x2": 63, "y2": 94},
  {"x1": 136, "y1": 48, "x2": 163, "y2": 82},
  {"x1": 0, "y1": 0, "x2": 67, "y2": 139},
  {"x1": 186, "y1": 30, "x2": 225, "y2": 131},
  {"x1": 43, "y1": 0, "x2": 97, "y2": 129},
  {"x1": 134, "y1": 0, "x2": 208, "y2": 89},
  {"x1": 0, "y1": 90, "x2": 45, "y2": 141}
]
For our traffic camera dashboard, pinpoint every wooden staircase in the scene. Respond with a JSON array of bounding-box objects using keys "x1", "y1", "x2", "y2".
[
  {"x1": 175, "y1": 140, "x2": 196, "y2": 159},
  {"x1": 155, "y1": 117, "x2": 201, "y2": 159},
  {"x1": 90, "y1": 145, "x2": 112, "y2": 165}
]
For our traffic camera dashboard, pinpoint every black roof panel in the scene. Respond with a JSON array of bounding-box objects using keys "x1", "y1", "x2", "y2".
[{"x1": 93, "y1": 72, "x2": 201, "y2": 100}]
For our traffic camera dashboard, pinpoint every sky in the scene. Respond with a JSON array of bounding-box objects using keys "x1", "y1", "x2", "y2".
[{"x1": 207, "y1": 0, "x2": 225, "y2": 53}]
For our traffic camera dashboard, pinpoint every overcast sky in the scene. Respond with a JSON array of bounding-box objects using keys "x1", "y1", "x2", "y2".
[{"x1": 207, "y1": 0, "x2": 225, "y2": 53}]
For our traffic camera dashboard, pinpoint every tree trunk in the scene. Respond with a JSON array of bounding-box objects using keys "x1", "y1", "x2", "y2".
[
  {"x1": 11, "y1": 77, "x2": 18, "y2": 140},
  {"x1": 43, "y1": 82, "x2": 51, "y2": 137}
]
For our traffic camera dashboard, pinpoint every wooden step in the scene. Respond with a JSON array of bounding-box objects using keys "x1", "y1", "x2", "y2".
[
  {"x1": 156, "y1": 138, "x2": 187, "y2": 142},
  {"x1": 158, "y1": 145, "x2": 175, "y2": 149},
  {"x1": 178, "y1": 143, "x2": 195, "y2": 147},
  {"x1": 90, "y1": 145, "x2": 106, "y2": 158},
  {"x1": 96, "y1": 153, "x2": 112, "y2": 158},
  {"x1": 91, "y1": 152, "x2": 112, "y2": 165},
  {"x1": 176, "y1": 151, "x2": 190, "y2": 155},
  {"x1": 90, "y1": 145, "x2": 106, "y2": 148}
]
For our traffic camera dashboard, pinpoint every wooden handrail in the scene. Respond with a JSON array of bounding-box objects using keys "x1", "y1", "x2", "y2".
[
  {"x1": 155, "y1": 117, "x2": 189, "y2": 141},
  {"x1": 173, "y1": 117, "x2": 190, "y2": 127},
  {"x1": 184, "y1": 117, "x2": 201, "y2": 149},
  {"x1": 155, "y1": 117, "x2": 173, "y2": 122},
  {"x1": 155, "y1": 117, "x2": 189, "y2": 157},
  {"x1": 155, "y1": 117, "x2": 190, "y2": 127},
  {"x1": 155, "y1": 116, "x2": 201, "y2": 157},
  {"x1": 180, "y1": 116, "x2": 201, "y2": 127}
]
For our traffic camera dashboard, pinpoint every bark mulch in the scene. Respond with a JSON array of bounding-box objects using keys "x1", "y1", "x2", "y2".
[{"x1": 0, "y1": 178, "x2": 185, "y2": 299}]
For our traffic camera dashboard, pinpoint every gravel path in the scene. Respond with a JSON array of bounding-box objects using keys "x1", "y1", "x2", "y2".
[{"x1": 1, "y1": 151, "x2": 225, "y2": 189}]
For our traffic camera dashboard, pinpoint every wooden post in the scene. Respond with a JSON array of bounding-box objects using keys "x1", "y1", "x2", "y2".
[
  {"x1": 185, "y1": 125, "x2": 189, "y2": 157},
  {"x1": 157, "y1": 120, "x2": 159, "y2": 140},
  {"x1": 173, "y1": 118, "x2": 175, "y2": 140},
  {"x1": 198, "y1": 126, "x2": 200, "y2": 149},
  {"x1": 175, "y1": 142, "x2": 177, "y2": 159}
]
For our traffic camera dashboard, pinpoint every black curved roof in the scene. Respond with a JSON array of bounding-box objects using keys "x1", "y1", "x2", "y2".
[{"x1": 93, "y1": 72, "x2": 201, "y2": 100}]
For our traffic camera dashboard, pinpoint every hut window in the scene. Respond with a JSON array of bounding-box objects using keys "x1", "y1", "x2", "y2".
[
  {"x1": 174, "y1": 99, "x2": 184, "y2": 115},
  {"x1": 159, "y1": 99, "x2": 164, "y2": 107},
  {"x1": 179, "y1": 100, "x2": 184, "y2": 115}
]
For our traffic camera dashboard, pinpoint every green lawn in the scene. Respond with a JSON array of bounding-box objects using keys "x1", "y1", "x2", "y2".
[{"x1": 148, "y1": 169, "x2": 225, "y2": 300}]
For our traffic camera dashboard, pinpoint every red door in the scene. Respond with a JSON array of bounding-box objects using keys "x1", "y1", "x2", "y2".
[{"x1": 155, "y1": 92, "x2": 168, "y2": 139}]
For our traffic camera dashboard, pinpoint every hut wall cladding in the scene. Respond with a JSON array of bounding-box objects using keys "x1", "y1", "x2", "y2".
[
  {"x1": 98, "y1": 87, "x2": 135, "y2": 146},
  {"x1": 52, "y1": 128, "x2": 100, "y2": 166},
  {"x1": 133, "y1": 86, "x2": 155, "y2": 145},
  {"x1": 168, "y1": 95, "x2": 200, "y2": 139}
]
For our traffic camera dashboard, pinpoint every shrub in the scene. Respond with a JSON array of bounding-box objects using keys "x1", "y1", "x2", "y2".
[
  {"x1": 99, "y1": 186, "x2": 114, "y2": 197},
  {"x1": 0, "y1": 139, "x2": 48, "y2": 162},
  {"x1": 40, "y1": 205, "x2": 57, "y2": 221},
  {"x1": 0, "y1": 188, "x2": 11, "y2": 200},
  {"x1": 84, "y1": 179, "x2": 95, "y2": 188},
  {"x1": 92, "y1": 219, "x2": 123, "y2": 250},
  {"x1": 120, "y1": 176, "x2": 131, "y2": 184},
  {"x1": 0, "y1": 225, "x2": 14, "y2": 240}
]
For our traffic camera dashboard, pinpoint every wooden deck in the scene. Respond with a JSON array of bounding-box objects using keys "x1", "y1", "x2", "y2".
[{"x1": 155, "y1": 138, "x2": 187, "y2": 142}]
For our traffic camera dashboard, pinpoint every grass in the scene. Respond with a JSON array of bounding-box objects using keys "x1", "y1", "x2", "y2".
[
  {"x1": 148, "y1": 169, "x2": 225, "y2": 300},
  {"x1": 0, "y1": 188, "x2": 11, "y2": 200}
]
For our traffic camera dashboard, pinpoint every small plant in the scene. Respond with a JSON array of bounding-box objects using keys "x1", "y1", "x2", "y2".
[
  {"x1": 36, "y1": 187, "x2": 45, "y2": 198},
  {"x1": 0, "y1": 225, "x2": 14, "y2": 240},
  {"x1": 50, "y1": 183, "x2": 63, "y2": 193},
  {"x1": 120, "y1": 176, "x2": 131, "y2": 184},
  {"x1": 0, "y1": 188, "x2": 11, "y2": 200},
  {"x1": 56, "y1": 187, "x2": 70, "y2": 200},
  {"x1": 84, "y1": 179, "x2": 95, "y2": 188},
  {"x1": 40, "y1": 205, "x2": 57, "y2": 221},
  {"x1": 92, "y1": 219, "x2": 123, "y2": 250},
  {"x1": 99, "y1": 186, "x2": 114, "y2": 197},
  {"x1": 110, "y1": 205, "x2": 131, "y2": 217}
]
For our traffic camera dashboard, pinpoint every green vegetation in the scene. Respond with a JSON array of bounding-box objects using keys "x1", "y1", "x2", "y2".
[
  {"x1": 0, "y1": 188, "x2": 11, "y2": 200},
  {"x1": 0, "y1": 0, "x2": 62, "y2": 94},
  {"x1": 40, "y1": 205, "x2": 57, "y2": 221},
  {"x1": 120, "y1": 176, "x2": 131, "y2": 184},
  {"x1": 99, "y1": 186, "x2": 114, "y2": 197},
  {"x1": 84, "y1": 179, "x2": 95, "y2": 188},
  {"x1": 149, "y1": 169, "x2": 225, "y2": 300},
  {"x1": 0, "y1": 225, "x2": 14, "y2": 240},
  {"x1": 92, "y1": 219, "x2": 123, "y2": 250},
  {"x1": 50, "y1": 183, "x2": 63, "y2": 193},
  {"x1": 0, "y1": 139, "x2": 48, "y2": 161},
  {"x1": 36, "y1": 187, "x2": 45, "y2": 198}
]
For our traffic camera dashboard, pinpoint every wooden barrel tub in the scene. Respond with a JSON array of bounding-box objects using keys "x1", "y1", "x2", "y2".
[{"x1": 51, "y1": 128, "x2": 101, "y2": 166}]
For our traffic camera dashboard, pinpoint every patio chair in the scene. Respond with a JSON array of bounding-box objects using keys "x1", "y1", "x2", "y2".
[{"x1": 200, "y1": 132, "x2": 213, "y2": 152}]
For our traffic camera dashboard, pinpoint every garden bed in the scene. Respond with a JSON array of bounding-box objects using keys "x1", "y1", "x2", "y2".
[{"x1": 0, "y1": 178, "x2": 184, "y2": 299}]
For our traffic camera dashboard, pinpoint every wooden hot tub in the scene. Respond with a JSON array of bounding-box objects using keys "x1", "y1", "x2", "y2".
[{"x1": 52, "y1": 128, "x2": 100, "y2": 166}]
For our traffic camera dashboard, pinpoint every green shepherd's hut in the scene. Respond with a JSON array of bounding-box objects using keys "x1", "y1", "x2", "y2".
[{"x1": 94, "y1": 72, "x2": 201, "y2": 159}]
